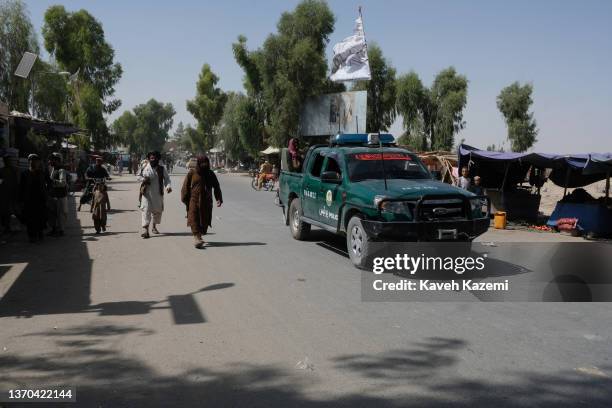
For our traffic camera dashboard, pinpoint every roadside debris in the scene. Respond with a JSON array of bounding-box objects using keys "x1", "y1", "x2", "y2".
[{"x1": 296, "y1": 356, "x2": 314, "y2": 371}]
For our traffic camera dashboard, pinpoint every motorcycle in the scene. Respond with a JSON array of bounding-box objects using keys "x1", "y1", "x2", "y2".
[{"x1": 251, "y1": 171, "x2": 276, "y2": 191}]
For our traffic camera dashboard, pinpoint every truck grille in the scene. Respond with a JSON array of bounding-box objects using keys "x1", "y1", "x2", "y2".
[{"x1": 418, "y1": 198, "x2": 466, "y2": 221}]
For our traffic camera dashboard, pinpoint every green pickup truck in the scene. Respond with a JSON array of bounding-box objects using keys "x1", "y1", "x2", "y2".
[{"x1": 278, "y1": 133, "x2": 490, "y2": 268}]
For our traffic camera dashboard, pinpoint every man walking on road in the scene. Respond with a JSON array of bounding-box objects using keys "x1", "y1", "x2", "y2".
[
  {"x1": 138, "y1": 151, "x2": 171, "y2": 238},
  {"x1": 181, "y1": 155, "x2": 222, "y2": 248}
]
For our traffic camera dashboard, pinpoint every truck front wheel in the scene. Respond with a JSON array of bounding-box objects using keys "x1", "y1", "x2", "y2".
[
  {"x1": 347, "y1": 215, "x2": 372, "y2": 270},
  {"x1": 289, "y1": 199, "x2": 310, "y2": 240}
]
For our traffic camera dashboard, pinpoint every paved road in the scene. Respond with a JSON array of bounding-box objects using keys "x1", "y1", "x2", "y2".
[{"x1": 0, "y1": 169, "x2": 610, "y2": 407}]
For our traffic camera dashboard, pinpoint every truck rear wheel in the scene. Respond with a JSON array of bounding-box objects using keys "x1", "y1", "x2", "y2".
[
  {"x1": 289, "y1": 198, "x2": 310, "y2": 240},
  {"x1": 347, "y1": 215, "x2": 372, "y2": 270}
]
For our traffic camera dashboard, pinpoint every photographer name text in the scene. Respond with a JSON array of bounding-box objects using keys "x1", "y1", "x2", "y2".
[{"x1": 373, "y1": 279, "x2": 509, "y2": 292}]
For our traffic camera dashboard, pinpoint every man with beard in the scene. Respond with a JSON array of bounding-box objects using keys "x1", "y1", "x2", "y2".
[
  {"x1": 138, "y1": 151, "x2": 172, "y2": 238},
  {"x1": 181, "y1": 155, "x2": 222, "y2": 249},
  {"x1": 19, "y1": 154, "x2": 47, "y2": 242}
]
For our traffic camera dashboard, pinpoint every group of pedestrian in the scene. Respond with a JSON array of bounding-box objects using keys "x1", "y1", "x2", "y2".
[
  {"x1": 0, "y1": 153, "x2": 70, "y2": 242},
  {"x1": 2, "y1": 149, "x2": 224, "y2": 249},
  {"x1": 135, "y1": 151, "x2": 223, "y2": 249}
]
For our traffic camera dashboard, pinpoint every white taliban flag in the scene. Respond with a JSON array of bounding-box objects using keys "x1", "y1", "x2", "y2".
[{"x1": 330, "y1": 15, "x2": 371, "y2": 82}]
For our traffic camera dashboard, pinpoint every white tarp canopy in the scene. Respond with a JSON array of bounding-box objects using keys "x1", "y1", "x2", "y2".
[{"x1": 260, "y1": 146, "x2": 280, "y2": 155}]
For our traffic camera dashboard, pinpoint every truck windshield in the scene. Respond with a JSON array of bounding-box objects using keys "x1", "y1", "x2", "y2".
[{"x1": 347, "y1": 152, "x2": 431, "y2": 182}]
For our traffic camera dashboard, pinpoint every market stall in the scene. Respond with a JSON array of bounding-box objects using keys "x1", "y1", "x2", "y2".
[{"x1": 458, "y1": 145, "x2": 612, "y2": 236}]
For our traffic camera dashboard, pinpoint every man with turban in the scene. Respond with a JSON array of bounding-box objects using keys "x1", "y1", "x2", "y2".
[
  {"x1": 138, "y1": 151, "x2": 172, "y2": 238},
  {"x1": 181, "y1": 155, "x2": 223, "y2": 248}
]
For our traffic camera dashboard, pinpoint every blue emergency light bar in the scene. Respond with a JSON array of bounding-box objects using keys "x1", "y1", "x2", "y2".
[{"x1": 332, "y1": 133, "x2": 395, "y2": 146}]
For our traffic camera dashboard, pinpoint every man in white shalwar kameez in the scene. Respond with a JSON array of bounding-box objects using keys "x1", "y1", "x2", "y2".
[{"x1": 138, "y1": 151, "x2": 171, "y2": 238}]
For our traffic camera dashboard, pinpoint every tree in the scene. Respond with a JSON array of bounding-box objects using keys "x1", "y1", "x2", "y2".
[
  {"x1": 111, "y1": 110, "x2": 137, "y2": 152},
  {"x1": 32, "y1": 60, "x2": 70, "y2": 121},
  {"x1": 42, "y1": 5, "x2": 123, "y2": 148},
  {"x1": 184, "y1": 124, "x2": 204, "y2": 154},
  {"x1": 132, "y1": 99, "x2": 175, "y2": 154},
  {"x1": 77, "y1": 83, "x2": 108, "y2": 149},
  {"x1": 352, "y1": 44, "x2": 396, "y2": 132},
  {"x1": 497, "y1": 82, "x2": 538, "y2": 152},
  {"x1": 219, "y1": 92, "x2": 245, "y2": 160},
  {"x1": 186, "y1": 64, "x2": 227, "y2": 151},
  {"x1": 173, "y1": 121, "x2": 185, "y2": 141},
  {"x1": 396, "y1": 67, "x2": 468, "y2": 151},
  {"x1": 112, "y1": 99, "x2": 175, "y2": 155},
  {"x1": 233, "y1": 0, "x2": 335, "y2": 147},
  {"x1": 0, "y1": 0, "x2": 39, "y2": 112}
]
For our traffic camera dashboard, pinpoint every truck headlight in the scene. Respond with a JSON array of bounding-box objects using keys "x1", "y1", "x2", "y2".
[
  {"x1": 380, "y1": 201, "x2": 414, "y2": 217},
  {"x1": 374, "y1": 195, "x2": 387, "y2": 207}
]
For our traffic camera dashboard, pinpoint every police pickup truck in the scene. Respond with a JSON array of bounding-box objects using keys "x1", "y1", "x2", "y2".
[{"x1": 278, "y1": 133, "x2": 490, "y2": 269}]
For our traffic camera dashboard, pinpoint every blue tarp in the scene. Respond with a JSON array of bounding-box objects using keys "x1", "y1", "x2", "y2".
[
  {"x1": 547, "y1": 202, "x2": 612, "y2": 237},
  {"x1": 458, "y1": 144, "x2": 612, "y2": 189}
]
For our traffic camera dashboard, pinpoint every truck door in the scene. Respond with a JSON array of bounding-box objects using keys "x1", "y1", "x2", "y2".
[
  {"x1": 318, "y1": 156, "x2": 344, "y2": 228},
  {"x1": 302, "y1": 151, "x2": 325, "y2": 220}
]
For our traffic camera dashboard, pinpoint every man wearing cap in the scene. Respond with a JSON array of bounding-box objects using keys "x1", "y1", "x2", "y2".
[
  {"x1": 19, "y1": 154, "x2": 47, "y2": 242},
  {"x1": 137, "y1": 151, "x2": 171, "y2": 238},
  {"x1": 86, "y1": 157, "x2": 110, "y2": 179},
  {"x1": 47, "y1": 153, "x2": 68, "y2": 236}
]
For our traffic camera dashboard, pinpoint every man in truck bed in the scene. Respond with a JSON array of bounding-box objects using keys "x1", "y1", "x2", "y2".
[{"x1": 278, "y1": 133, "x2": 490, "y2": 269}]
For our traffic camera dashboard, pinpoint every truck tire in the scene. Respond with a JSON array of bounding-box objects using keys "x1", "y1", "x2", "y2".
[
  {"x1": 347, "y1": 215, "x2": 372, "y2": 270},
  {"x1": 289, "y1": 199, "x2": 310, "y2": 240}
]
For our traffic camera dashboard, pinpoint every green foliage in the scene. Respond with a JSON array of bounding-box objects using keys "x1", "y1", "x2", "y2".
[
  {"x1": 397, "y1": 131, "x2": 424, "y2": 152},
  {"x1": 112, "y1": 99, "x2": 175, "y2": 155},
  {"x1": 32, "y1": 60, "x2": 70, "y2": 121},
  {"x1": 111, "y1": 110, "x2": 137, "y2": 151},
  {"x1": 42, "y1": 5, "x2": 122, "y2": 148},
  {"x1": 233, "y1": 0, "x2": 335, "y2": 147},
  {"x1": 77, "y1": 83, "x2": 108, "y2": 149},
  {"x1": 219, "y1": 92, "x2": 244, "y2": 160},
  {"x1": 42, "y1": 5, "x2": 122, "y2": 111},
  {"x1": 497, "y1": 82, "x2": 538, "y2": 152},
  {"x1": 184, "y1": 124, "x2": 205, "y2": 154},
  {"x1": 186, "y1": 64, "x2": 227, "y2": 151},
  {"x1": 486, "y1": 143, "x2": 505, "y2": 152},
  {"x1": 0, "y1": 0, "x2": 39, "y2": 112},
  {"x1": 396, "y1": 67, "x2": 468, "y2": 151},
  {"x1": 352, "y1": 44, "x2": 397, "y2": 132}
]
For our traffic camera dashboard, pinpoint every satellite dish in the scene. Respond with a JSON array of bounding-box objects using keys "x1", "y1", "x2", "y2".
[{"x1": 14, "y1": 52, "x2": 38, "y2": 79}]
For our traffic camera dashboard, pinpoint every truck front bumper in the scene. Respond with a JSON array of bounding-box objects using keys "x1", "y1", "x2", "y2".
[{"x1": 360, "y1": 218, "x2": 490, "y2": 241}]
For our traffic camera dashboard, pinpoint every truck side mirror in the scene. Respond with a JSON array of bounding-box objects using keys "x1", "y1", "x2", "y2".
[{"x1": 321, "y1": 171, "x2": 341, "y2": 184}]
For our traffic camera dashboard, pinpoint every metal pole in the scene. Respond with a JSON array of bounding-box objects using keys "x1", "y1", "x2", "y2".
[
  {"x1": 500, "y1": 162, "x2": 510, "y2": 191},
  {"x1": 563, "y1": 166, "x2": 571, "y2": 197}
]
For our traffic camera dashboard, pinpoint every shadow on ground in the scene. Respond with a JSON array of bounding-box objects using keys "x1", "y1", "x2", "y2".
[
  {"x1": 0, "y1": 197, "x2": 233, "y2": 324},
  {"x1": 0, "y1": 325, "x2": 609, "y2": 407}
]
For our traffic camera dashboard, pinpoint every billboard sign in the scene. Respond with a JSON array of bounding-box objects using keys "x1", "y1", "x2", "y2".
[{"x1": 299, "y1": 90, "x2": 366, "y2": 137}]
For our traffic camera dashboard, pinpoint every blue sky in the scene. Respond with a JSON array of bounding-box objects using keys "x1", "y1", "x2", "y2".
[{"x1": 25, "y1": 0, "x2": 612, "y2": 153}]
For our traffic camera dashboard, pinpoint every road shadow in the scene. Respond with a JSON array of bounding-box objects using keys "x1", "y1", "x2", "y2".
[
  {"x1": 0, "y1": 326, "x2": 609, "y2": 407},
  {"x1": 304, "y1": 229, "x2": 349, "y2": 258},
  {"x1": 0, "y1": 196, "x2": 92, "y2": 317},
  {"x1": 76, "y1": 283, "x2": 234, "y2": 325}
]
